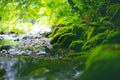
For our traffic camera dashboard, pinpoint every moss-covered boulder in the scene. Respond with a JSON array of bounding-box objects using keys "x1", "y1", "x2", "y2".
[
  {"x1": 50, "y1": 27, "x2": 72, "y2": 44},
  {"x1": 80, "y1": 44, "x2": 120, "y2": 80},
  {"x1": 72, "y1": 24, "x2": 86, "y2": 35},
  {"x1": 69, "y1": 40, "x2": 83, "y2": 52},
  {"x1": 103, "y1": 31, "x2": 120, "y2": 44},
  {"x1": 57, "y1": 33, "x2": 77, "y2": 48},
  {"x1": 49, "y1": 33, "x2": 77, "y2": 55},
  {"x1": 50, "y1": 33, "x2": 63, "y2": 44},
  {"x1": 82, "y1": 33, "x2": 107, "y2": 51}
]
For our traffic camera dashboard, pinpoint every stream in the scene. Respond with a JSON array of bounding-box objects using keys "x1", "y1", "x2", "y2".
[
  {"x1": 0, "y1": 25, "x2": 84, "y2": 80},
  {"x1": 0, "y1": 25, "x2": 52, "y2": 57}
]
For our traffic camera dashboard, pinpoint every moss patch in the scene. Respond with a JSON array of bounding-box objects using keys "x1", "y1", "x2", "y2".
[{"x1": 80, "y1": 44, "x2": 120, "y2": 80}]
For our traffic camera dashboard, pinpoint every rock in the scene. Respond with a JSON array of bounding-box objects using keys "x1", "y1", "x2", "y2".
[
  {"x1": 82, "y1": 33, "x2": 107, "y2": 51},
  {"x1": 0, "y1": 45, "x2": 13, "y2": 51},
  {"x1": 103, "y1": 31, "x2": 120, "y2": 44},
  {"x1": 0, "y1": 35, "x2": 12, "y2": 40},
  {"x1": 80, "y1": 44, "x2": 120, "y2": 80},
  {"x1": 14, "y1": 38, "x2": 20, "y2": 41},
  {"x1": 57, "y1": 33, "x2": 77, "y2": 48},
  {"x1": 69, "y1": 40, "x2": 83, "y2": 52}
]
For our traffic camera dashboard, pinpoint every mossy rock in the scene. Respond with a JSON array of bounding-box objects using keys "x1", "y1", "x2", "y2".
[
  {"x1": 74, "y1": 24, "x2": 89, "y2": 40},
  {"x1": 50, "y1": 27, "x2": 59, "y2": 37},
  {"x1": 82, "y1": 33, "x2": 107, "y2": 51},
  {"x1": 0, "y1": 68, "x2": 6, "y2": 77},
  {"x1": 82, "y1": 25, "x2": 108, "y2": 41},
  {"x1": 50, "y1": 33, "x2": 63, "y2": 44},
  {"x1": 57, "y1": 27, "x2": 72, "y2": 33},
  {"x1": 107, "y1": 4, "x2": 120, "y2": 16},
  {"x1": 69, "y1": 40, "x2": 83, "y2": 52},
  {"x1": 50, "y1": 27, "x2": 72, "y2": 44},
  {"x1": 80, "y1": 44, "x2": 120, "y2": 80},
  {"x1": 92, "y1": 25, "x2": 110, "y2": 36},
  {"x1": 84, "y1": 27, "x2": 94, "y2": 40},
  {"x1": 88, "y1": 21, "x2": 111, "y2": 37},
  {"x1": 103, "y1": 31, "x2": 120, "y2": 44},
  {"x1": 72, "y1": 25, "x2": 86, "y2": 34},
  {"x1": 47, "y1": 43, "x2": 68, "y2": 55},
  {"x1": 57, "y1": 33, "x2": 77, "y2": 48}
]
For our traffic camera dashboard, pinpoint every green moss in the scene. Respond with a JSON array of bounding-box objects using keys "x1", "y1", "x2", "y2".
[
  {"x1": 0, "y1": 68, "x2": 6, "y2": 77},
  {"x1": 75, "y1": 24, "x2": 88, "y2": 40},
  {"x1": 50, "y1": 33, "x2": 77, "y2": 49},
  {"x1": 82, "y1": 33, "x2": 107, "y2": 51},
  {"x1": 50, "y1": 33, "x2": 62, "y2": 44},
  {"x1": 57, "y1": 27, "x2": 72, "y2": 33},
  {"x1": 80, "y1": 44, "x2": 120, "y2": 80},
  {"x1": 50, "y1": 27, "x2": 72, "y2": 44},
  {"x1": 107, "y1": 4, "x2": 120, "y2": 26},
  {"x1": 85, "y1": 27, "x2": 94, "y2": 40},
  {"x1": 0, "y1": 39, "x2": 19, "y2": 46},
  {"x1": 104, "y1": 31, "x2": 120, "y2": 44},
  {"x1": 72, "y1": 25, "x2": 85, "y2": 34},
  {"x1": 57, "y1": 33, "x2": 77, "y2": 48},
  {"x1": 92, "y1": 25, "x2": 109, "y2": 37},
  {"x1": 107, "y1": 4, "x2": 120, "y2": 16},
  {"x1": 69, "y1": 40, "x2": 83, "y2": 52},
  {"x1": 50, "y1": 27, "x2": 59, "y2": 37}
]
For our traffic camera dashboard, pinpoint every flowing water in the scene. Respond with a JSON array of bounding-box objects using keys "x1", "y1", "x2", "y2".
[
  {"x1": 0, "y1": 25, "x2": 84, "y2": 80},
  {"x1": 0, "y1": 25, "x2": 52, "y2": 57}
]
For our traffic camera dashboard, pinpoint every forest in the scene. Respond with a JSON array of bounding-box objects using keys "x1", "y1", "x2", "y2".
[{"x1": 0, "y1": 0, "x2": 120, "y2": 80}]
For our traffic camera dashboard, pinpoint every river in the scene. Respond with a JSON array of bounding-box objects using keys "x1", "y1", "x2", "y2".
[{"x1": 0, "y1": 25, "x2": 84, "y2": 80}]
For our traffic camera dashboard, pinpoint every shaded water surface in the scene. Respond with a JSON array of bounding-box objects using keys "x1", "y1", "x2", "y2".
[
  {"x1": 0, "y1": 57, "x2": 84, "y2": 80},
  {"x1": 0, "y1": 26, "x2": 85, "y2": 80}
]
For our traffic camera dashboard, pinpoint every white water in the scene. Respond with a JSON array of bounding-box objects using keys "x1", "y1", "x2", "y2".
[
  {"x1": 0, "y1": 22, "x2": 52, "y2": 57},
  {"x1": 0, "y1": 58, "x2": 18, "y2": 80},
  {"x1": 0, "y1": 23, "x2": 52, "y2": 79}
]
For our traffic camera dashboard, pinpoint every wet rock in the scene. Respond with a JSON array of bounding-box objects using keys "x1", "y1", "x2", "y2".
[
  {"x1": 0, "y1": 45, "x2": 13, "y2": 51},
  {"x1": 43, "y1": 31, "x2": 52, "y2": 37},
  {"x1": 0, "y1": 26, "x2": 52, "y2": 57},
  {"x1": 0, "y1": 35, "x2": 11, "y2": 40},
  {"x1": 14, "y1": 38, "x2": 20, "y2": 41}
]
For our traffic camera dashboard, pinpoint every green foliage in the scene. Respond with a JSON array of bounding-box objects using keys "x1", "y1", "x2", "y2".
[
  {"x1": 80, "y1": 44, "x2": 120, "y2": 80},
  {"x1": 0, "y1": 0, "x2": 40, "y2": 34},
  {"x1": 0, "y1": 0, "x2": 71, "y2": 34}
]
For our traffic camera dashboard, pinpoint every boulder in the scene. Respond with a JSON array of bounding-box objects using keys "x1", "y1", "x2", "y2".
[{"x1": 80, "y1": 44, "x2": 120, "y2": 80}]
